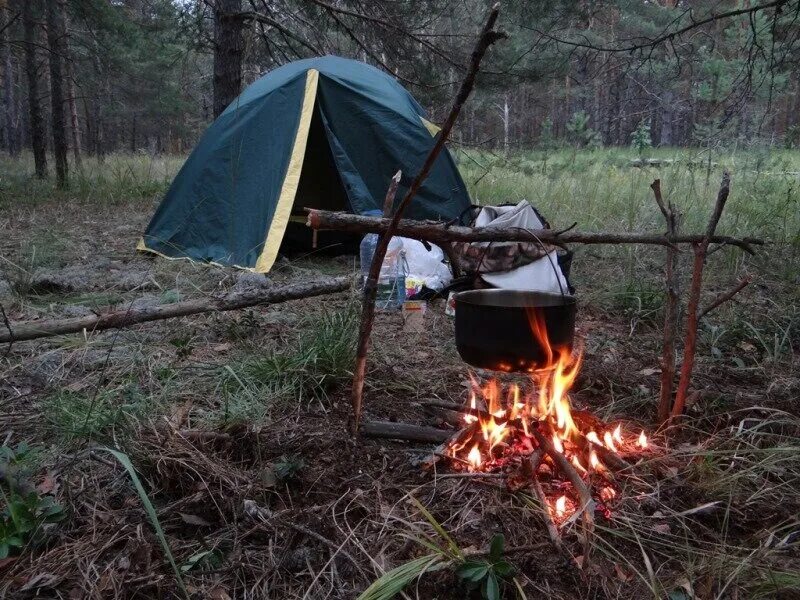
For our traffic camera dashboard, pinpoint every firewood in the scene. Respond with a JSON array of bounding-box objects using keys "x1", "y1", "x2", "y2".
[{"x1": 360, "y1": 420, "x2": 453, "y2": 444}]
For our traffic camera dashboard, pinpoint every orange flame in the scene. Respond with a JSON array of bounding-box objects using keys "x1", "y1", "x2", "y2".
[
  {"x1": 638, "y1": 430, "x2": 648, "y2": 449},
  {"x1": 603, "y1": 431, "x2": 617, "y2": 452},
  {"x1": 463, "y1": 392, "x2": 478, "y2": 424},
  {"x1": 586, "y1": 431, "x2": 601, "y2": 446},
  {"x1": 555, "y1": 495, "x2": 567, "y2": 518},
  {"x1": 612, "y1": 424, "x2": 623, "y2": 444},
  {"x1": 467, "y1": 444, "x2": 482, "y2": 469}
]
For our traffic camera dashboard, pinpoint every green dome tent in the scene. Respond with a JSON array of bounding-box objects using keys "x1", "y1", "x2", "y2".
[{"x1": 138, "y1": 56, "x2": 472, "y2": 273}]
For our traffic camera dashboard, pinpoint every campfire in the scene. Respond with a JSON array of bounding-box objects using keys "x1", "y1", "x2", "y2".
[{"x1": 442, "y1": 310, "x2": 648, "y2": 526}]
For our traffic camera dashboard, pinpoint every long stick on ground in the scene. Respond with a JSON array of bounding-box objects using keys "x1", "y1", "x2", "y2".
[
  {"x1": 0, "y1": 277, "x2": 351, "y2": 344},
  {"x1": 306, "y1": 210, "x2": 763, "y2": 254},
  {"x1": 651, "y1": 179, "x2": 681, "y2": 424},
  {"x1": 349, "y1": 4, "x2": 506, "y2": 434},
  {"x1": 672, "y1": 172, "x2": 732, "y2": 418},
  {"x1": 360, "y1": 420, "x2": 453, "y2": 444}
]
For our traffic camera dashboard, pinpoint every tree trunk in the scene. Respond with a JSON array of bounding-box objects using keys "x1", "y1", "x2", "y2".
[
  {"x1": 2, "y1": 3, "x2": 19, "y2": 155},
  {"x1": 22, "y1": 0, "x2": 47, "y2": 178},
  {"x1": 64, "y1": 40, "x2": 81, "y2": 167},
  {"x1": 213, "y1": 0, "x2": 244, "y2": 118},
  {"x1": 46, "y1": 0, "x2": 69, "y2": 187},
  {"x1": 502, "y1": 93, "x2": 510, "y2": 154},
  {"x1": 659, "y1": 90, "x2": 673, "y2": 147}
]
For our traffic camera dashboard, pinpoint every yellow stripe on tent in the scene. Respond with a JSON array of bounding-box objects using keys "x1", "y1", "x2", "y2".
[
  {"x1": 420, "y1": 117, "x2": 441, "y2": 136},
  {"x1": 254, "y1": 68, "x2": 320, "y2": 273}
]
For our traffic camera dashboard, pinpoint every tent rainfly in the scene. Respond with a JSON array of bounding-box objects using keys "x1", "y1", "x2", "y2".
[{"x1": 138, "y1": 56, "x2": 472, "y2": 273}]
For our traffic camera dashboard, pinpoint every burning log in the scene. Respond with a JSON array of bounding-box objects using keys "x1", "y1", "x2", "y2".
[
  {"x1": 526, "y1": 449, "x2": 564, "y2": 552},
  {"x1": 531, "y1": 426, "x2": 595, "y2": 530}
]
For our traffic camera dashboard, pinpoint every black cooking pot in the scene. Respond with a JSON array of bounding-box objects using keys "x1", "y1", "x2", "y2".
[{"x1": 454, "y1": 290, "x2": 576, "y2": 372}]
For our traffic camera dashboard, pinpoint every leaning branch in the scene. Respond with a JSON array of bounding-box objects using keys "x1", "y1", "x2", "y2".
[
  {"x1": 651, "y1": 179, "x2": 681, "y2": 425},
  {"x1": 348, "y1": 4, "x2": 505, "y2": 434},
  {"x1": 0, "y1": 277, "x2": 351, "y2": 344},
  {"x1": 672, "y1": 172, "x2": 732, "y2": 418},
  {"x1": 306, "y1": 210, "x2": 763, "y2": 254}
]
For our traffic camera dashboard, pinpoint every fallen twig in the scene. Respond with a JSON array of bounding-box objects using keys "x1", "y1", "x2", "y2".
[{"x1": 360, "y1": 420, "x2": 453, "y2": 444}]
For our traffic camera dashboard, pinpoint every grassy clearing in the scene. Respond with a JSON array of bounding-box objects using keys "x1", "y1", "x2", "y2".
[
  {"x1": 0, "y1": 152, "x2": 183, "y2": 209},
  {"x1": 457, "y1": 146, "x2": 800, "y2": 243},
  {"x1": 1, "y1": 148, "x2": 799, "y2": 598},
  {"x1": 201, "y1": 302, "x2": 359, "y2": 427},
  {"x1": 43, "y1": 380, "x2": 156, "y2": 443}
]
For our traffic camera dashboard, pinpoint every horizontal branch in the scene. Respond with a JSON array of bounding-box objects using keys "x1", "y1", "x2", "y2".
[
  {"x1": 0, "y1": 276, "x2": 351, "y2": 344},
  {"x1": 306, "y1": 210, "x2": 763, "y2": 254}
]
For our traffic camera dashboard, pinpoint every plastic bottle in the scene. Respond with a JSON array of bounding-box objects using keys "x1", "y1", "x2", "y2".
[
  {"x1": 376, "y1": 237, "x2": 405, "y2": 309},
  {"x1": 359, "y1": 233, "x2": 378, "y2": 284}
]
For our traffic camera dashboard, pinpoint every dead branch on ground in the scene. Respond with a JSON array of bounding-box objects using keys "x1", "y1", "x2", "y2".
[{"x1": 0, "y1": 276, "x2": 351, "y2": 344}]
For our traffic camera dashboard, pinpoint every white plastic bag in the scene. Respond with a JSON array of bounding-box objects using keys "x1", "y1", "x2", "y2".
[{"x1": 398, "y1": 237, "x2": 452, "y2": 292}]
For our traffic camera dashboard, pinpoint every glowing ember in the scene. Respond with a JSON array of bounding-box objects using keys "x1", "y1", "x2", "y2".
[
  {"x1": 600, "y1": 487, "x2": 616, "y2": 502},
  {"x1": 554, "y1": 495, "x2": 567, "y2": 518},
  {"x1": 638, "y1": 430, "x2": 648, "y2": 449}
]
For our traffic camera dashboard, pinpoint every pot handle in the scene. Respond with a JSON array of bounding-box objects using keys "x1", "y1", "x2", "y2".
[{"x1": 508, "y1": 226, "x2": 569, "y2": 299}]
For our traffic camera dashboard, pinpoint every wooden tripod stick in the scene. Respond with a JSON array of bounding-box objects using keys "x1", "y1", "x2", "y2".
[{"x1": 349, "y1": 4, "x2": 506, "y2": 434}]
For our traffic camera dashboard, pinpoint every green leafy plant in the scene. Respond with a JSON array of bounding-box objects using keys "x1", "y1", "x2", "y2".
[
  {"x1": 457, "y1": 534, "x2": 515, "y2": 600},
  {"x1": 169, "y1": 335, "x2": 195, "y2": 359},
  {"x1": 0, "y1": 443, "x2": 65, "y2": 559},
  {"x1": 358, "y1": 498, "x2": 520, "y2": 600},
  {"x1": 274, "y1": 454, "x2": 306, "y2": 483},
  {"x1": 566, "y1": 111, "x2": 602, "y2": 149}
]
